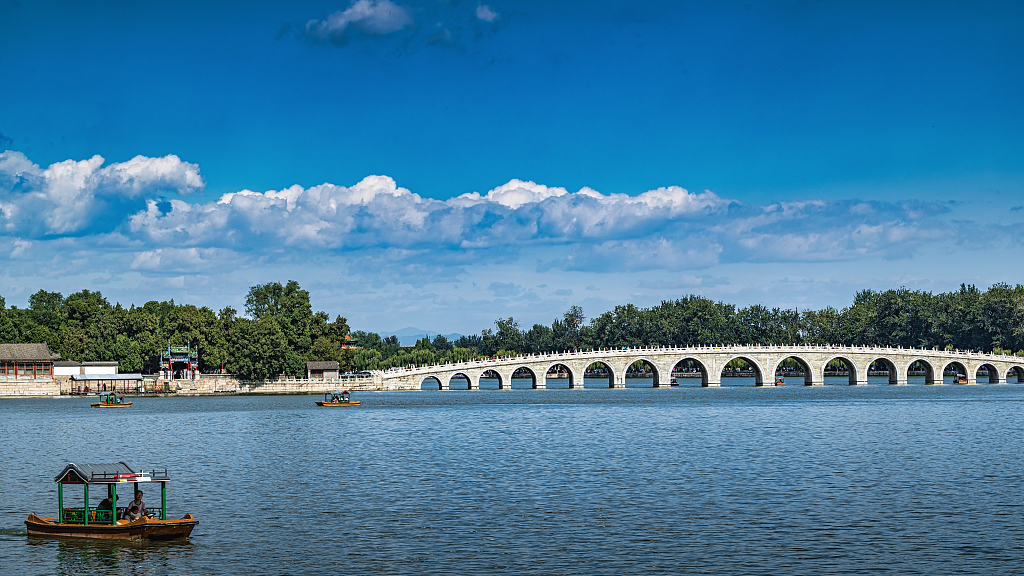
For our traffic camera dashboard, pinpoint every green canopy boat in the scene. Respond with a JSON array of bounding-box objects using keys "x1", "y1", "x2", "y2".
[{"x1": 25, "y1": 462, "x2": 197, "y2": 540}]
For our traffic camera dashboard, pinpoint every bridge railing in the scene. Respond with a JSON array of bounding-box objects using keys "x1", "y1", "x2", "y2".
[{"x1": 376, "y1": 344, "x2": 1022, "y2": 379}]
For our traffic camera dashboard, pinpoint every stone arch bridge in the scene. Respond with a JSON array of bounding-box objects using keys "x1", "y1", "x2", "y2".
[{"x1": 372, "y1": 345, "x2": 1024, "y2": 391}]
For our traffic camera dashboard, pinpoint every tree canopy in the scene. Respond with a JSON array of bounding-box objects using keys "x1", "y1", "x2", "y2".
[{"x1": 2, "y1": 282, "x2": 1022, "y2": 377}]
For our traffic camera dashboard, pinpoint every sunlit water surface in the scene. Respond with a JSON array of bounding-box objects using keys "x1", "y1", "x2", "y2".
[{"x1": 2, "y1": 384, "x2": 1023, "y2": 575}]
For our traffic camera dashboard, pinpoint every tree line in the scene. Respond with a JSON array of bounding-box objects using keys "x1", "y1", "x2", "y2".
[
  {"x1": 1, "y1": 282, "x2": 1022, "y2": 378},
  {"x1": 0, "y1": 281, "x2": 353, "y2": 380},
  {"x1": 351, "y1": 284, "x2": 1024, "y2": 371}
]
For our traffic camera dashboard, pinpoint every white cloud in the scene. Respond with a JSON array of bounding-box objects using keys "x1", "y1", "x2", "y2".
[
  {"x1": 453, "y1": 179, "x2": 567, "y2": 209},
  {"x1": 0, "y1": 151, "x2": 202, "y2": 236},
  {"x1": 1, "y1": 149, "x2": 997, "y2": 332},
  {"x1": 305, "y1": 0, "x2": 413, "y2": 40},
  {"x1": 476, "y1": 4, "x2": 499, "y2": 23}
]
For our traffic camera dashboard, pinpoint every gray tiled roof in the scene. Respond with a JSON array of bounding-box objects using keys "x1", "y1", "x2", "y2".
[
  {"x1": 0, "y1": 343, "x2": 60, "y2": 361},
  {"x1": 54, "y1": 360, "x2": 81, "y2": 367},
  {"x1": 55, "y1": 462, "x2": 135, "y2": 484},
  {"x1": 71, "y1": 373, "x2": 143, "y2": 381},
  {"x1": 306, "y1": 361, "x2": 340, "y2": 370}
]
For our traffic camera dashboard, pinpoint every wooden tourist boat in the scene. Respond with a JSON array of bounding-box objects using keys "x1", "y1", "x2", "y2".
[
  {"x1": 316, "y1": 390, "x2": 360, "y2": 407},
  {"x1": 774, "y1": 377, "x2": 786, "y2": 386},
  {"x1": 25, "y1": 462, "x2": 197, "y2": 541},
  {"x1": 954, "y1": 375, "x2": 969, "y2": 384},
  {"x1": 90, "y1": 392, "x2": 132, "y2": 408}
]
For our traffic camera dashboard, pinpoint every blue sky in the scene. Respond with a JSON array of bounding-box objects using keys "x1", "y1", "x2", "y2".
[{"x1": 1, "y1": 0, "x2": 1022, "y2": 334}]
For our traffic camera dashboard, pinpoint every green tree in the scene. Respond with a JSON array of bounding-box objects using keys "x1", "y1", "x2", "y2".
[
  {"x1": 0, "y1": 309, "x2": 17, "y2": 343},
  {"x1": 28, "y1": 290, "x2": 65, "y2": 330},
  {"x1": 227, "y1": 318, "x2": 289, "y2": 380}
]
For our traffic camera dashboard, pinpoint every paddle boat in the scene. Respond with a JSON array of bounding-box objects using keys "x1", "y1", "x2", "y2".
[
  {"x1": 90, "y1": 391, "x2": 132, "y2": 408},
  {"x1": 316, "y1": 390, "x2": 360, "y2": 407},
  {"x1": 25, "y1": 462, "x2": 197, "y2": 540},
  {"x1": 774, "y1": 377, "x2": 786, "y2": 386}
]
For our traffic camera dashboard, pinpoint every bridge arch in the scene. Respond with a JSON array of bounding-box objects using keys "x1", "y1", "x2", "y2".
[
  {"x1": 821, "y1": 355, "x2": 858, "y2": 386},
  {"x1": 584, "y1": 360, "x2": 615, "y2": 388},
  {"x1": 974, "y1": 363, "x2": 1000, "y2": 384},
  {"x1": 866, "y1": 356, "x2": 899, "y2": 385},
  {"x1": 544, "y1": 363, "x2": 578, "y2": 389},
  {"x1": 447, "y1": 372, "x2": 472, "y2": 390},
  {"x1": 479, "y1": 369, "x2": 504, "y2": 390},
  {"x1": 1007, "y1": 365, "x2": 1024, "y2": 383},
  {"x1": 721, "y1": 355, "x2": 765, "y2": 386},
  {"x1": 942, "y1": 360, "x2": 969, "y2": 384},
  {"x1": 771, "y1": 354, "x2": 815, "y2": 386},
  {"x1": 625, "y1": 357, "x2": 664, "y2": 387},
  {"x1": 669, "y1": 357, "x2": 709, "y2": 387},
  {"x1": 512, "y1": 366, "x2": 540, "y2": 389},
  {"x1": 420, "y1": 375, "x2": 443, "y2": 390},
  {"x1": 905, "y1": 358, "x2": 937, "y2": 385}
]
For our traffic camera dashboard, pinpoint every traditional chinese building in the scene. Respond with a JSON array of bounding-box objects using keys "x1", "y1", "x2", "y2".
[
  {"x1": 0, "y1": 343, "x2": 61, "y2": 396},
  {"x1": 306, "y1": 361, "x2": 340, "y2": 379},
  {"x1": 160, "y1": 344, "x2": 198, "y2": 380}
]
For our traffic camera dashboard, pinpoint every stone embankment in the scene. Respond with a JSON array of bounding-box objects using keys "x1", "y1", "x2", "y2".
[
  {"x1": 0, "y1": 378, "x2": 59, "y2": 397},
  {"x1": 170, "y1": 374, "x2": 380, "y2": 395}
]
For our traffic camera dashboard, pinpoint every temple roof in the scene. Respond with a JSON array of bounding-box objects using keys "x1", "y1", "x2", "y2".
[{"x1": 0, "y1": 343, "x2": 60, "y2": 361}]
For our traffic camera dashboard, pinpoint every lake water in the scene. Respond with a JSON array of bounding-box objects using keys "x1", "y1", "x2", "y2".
[{"x1": 3, "y1": 384, "x2": 1023, "y2": 575}]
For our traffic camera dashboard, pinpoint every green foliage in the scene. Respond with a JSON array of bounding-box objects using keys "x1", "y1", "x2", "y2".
[
  {"x1": 1, "y1": 281, "x2": 1022, "y2": 377},
  {"x1": 227, "y1": 318, "x2": 289, "y2": 380}
]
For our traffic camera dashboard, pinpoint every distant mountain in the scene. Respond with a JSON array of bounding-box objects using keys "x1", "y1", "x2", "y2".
[{"x1": 377, "y1": 327, "x2": 464, "y2": 347}]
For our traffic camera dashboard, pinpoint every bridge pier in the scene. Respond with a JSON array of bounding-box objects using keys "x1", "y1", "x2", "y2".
[
  {"x1": 534, "y1": 380, "x2": 546, "y2": 389},
  {"x1": 703, "y1": 380, "x2": 721, "y2": 387}
]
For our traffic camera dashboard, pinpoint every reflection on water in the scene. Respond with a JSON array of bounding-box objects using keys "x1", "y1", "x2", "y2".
[{"x1": 22, "y1": 537, "x2": 194, "y2": 576}]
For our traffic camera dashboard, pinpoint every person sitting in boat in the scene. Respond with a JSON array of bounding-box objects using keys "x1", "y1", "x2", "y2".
[
  {"x1": 331, "y1": 393, "x2": 340, "y2": 403},
  {"x1": 123, "y1": 491, "x2": 147, "y2": 521},
  {"x1": 98, "y1": 493, "x2": 116, "y2": 512}
]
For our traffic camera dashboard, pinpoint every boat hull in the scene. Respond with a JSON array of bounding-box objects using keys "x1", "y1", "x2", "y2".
[
  {"x1": 90, "y1": 402, "x2": 132, "y2": 408},
  {"x1": 315, "y1": 400, "x2": 360, "y2": 407},
  {"x1": 25, "y1": 513, "x2": 197, "y2": 541}
]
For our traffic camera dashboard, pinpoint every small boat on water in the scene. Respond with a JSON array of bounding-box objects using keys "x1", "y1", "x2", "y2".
[
  {"x1": 90, "y1": 392, "x2": 132, "y2": 408},
  {"x1": 25, "y1": 462, "x2": 197, "y2": 541},
  {"x1": 774, "y1": 377, "x2": 786, "y2": 386},
  {"x1": 954, "y1": 375, "x2": 969, "y2": 384},
  {"x1": 316, "y1": 390, "x2": 360, "y2": 407}
]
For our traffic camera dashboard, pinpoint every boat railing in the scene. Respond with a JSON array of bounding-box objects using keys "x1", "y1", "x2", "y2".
[{"x1": 63, "y1": 507, "x2": 115, "y2": 524}]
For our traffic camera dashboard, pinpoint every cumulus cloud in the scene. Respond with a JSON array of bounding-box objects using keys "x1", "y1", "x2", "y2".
[
  {"x1": 304, "y1": 0, "x2": 413, "y2": 43},
  {"x1": 476, "y1": 4, "x2": 499, "y2": 22},
  {"x1": 0, "y1": 150, "x2": 987, "y2": 295},
  {"x1": 0, "y1": 151, "x2": 202, "y2": 236}
]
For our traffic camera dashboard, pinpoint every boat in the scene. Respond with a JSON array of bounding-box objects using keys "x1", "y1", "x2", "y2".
[
  {"x1": 90, "y1": 391, "x2": 132, "y2": 408},
  {"x1": 25, "y1": 462, "x2": 197, "y2": 540},
  {"x1": 774, "y1": 377, "x2": 786, "y2": 386},
  {"x1": 954, "y1": 375, "x2": 969, "y2": 384},
  {"x1": 316, "y1": 390, "x2": 361, "y2": 407}
]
